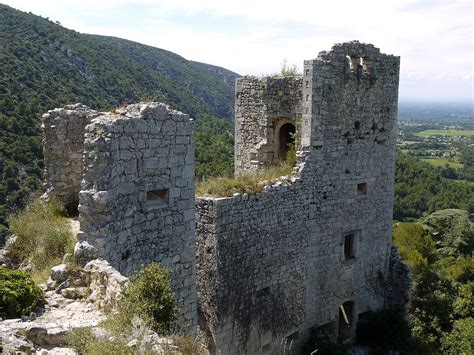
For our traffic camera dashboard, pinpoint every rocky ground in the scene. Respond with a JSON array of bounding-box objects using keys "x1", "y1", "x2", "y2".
[
  {"x1": 1, "y1": 255, "x2": 125, "y2": 354},
  {"x1": 1, "y1": 231, "x2": 177, "y2": 354}
]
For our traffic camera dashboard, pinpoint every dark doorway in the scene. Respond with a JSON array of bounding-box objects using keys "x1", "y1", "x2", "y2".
[
  {"x1": 338, "y1": 301, "x2": 354, "y2": 341},
  {"x1": 355, "y1": 311, "x2": 372, "y2": 345},
  {"x1": 278, "y1": 123, "x2": 296, "y2": 161}
]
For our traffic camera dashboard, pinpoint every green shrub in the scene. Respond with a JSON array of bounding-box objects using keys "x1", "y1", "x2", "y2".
[
  {"x1": 286, "y1": 142, "x2": 297, "y2": 168},
  {"x1": 441, "y1": 317, "x2": 474, "y2": 354},
  {"x1": 7, "y1": 198, "x2": 75, "y2": 281},
  {"x1": 302, "y1": 325, "x2": 349, "y2": 355},
  {"x1": 392, "y1": 222, "x2": 436, "y2": 276},
  {"x1": 280, "y1": 58, "x2": 301, "y2": 77},
  {"x1": 114, "y1": 263, "x2": 178, "y2": 334},
  {"x1": 356, "y1": 307, "x2": 412, "y2": 352},
  {"x1": 0, "y1": 266, "x2": 42, "y2": 318}
]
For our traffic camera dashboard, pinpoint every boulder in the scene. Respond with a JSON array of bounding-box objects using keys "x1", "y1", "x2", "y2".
[{"x1": 73, "y1": 241, "x2": 99, "y2": 266}]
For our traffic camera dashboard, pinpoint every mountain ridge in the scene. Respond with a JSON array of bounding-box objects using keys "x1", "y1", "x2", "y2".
[{"x1": 0, "y1": 3, "x2": 237, "y2": 237}]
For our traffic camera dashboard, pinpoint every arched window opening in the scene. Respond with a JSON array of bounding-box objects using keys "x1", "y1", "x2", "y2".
[{"x1": 278, "y1": 123, "x2": 296, "y2": 161}]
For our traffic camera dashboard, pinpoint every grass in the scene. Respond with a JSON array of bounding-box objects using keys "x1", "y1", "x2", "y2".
[
  {"x1": 454, "y1": 180, "x2": 474, "y2": 187},
  {"x1": 195, "y1": 162, "x2": 294, "y2": 197},
  {"x1": 420, "y1": 158, "x2": 464, "y2": 169},
  {"x1": 7, "y1": 198, "x2": 76, "y2": 283},
  {"x1": 416, "y1": 129, "x2": 474, "y2": 138},
  {"x1": 69, "y1": 327, "x2": 200, "y2": 355}
]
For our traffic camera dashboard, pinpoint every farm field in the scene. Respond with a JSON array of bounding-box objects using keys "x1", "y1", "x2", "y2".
[
  {"x1": 420, "y1": 158, "x2": 464, "y2": 169},
  {"x1": 416, "y1": 129, "x2": 474, "y2": 137}
]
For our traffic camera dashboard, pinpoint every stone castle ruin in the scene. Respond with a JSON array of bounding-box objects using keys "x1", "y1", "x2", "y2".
[
  {"x1": 42, "y1": 41, "x2": 408, "y2": 354},
  {"x1": 42, "y1": 103, "x2": 197, "y2": 332}
]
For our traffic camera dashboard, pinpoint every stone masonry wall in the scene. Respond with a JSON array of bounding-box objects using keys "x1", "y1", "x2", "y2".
[
  {"x1": 234, "y1": 76, "x2": 302, "y2": 175},
  {"x1": 77, "y1": 103, "x2": 197, "y2": 332},
  {"x1": 42, "y1": 104, "x2": 100, "y2": 210},
  {"x1": 196, "y1": 41, "x2": 400, "y2": 354}
]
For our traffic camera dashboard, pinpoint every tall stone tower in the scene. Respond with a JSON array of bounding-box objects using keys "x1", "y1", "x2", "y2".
[
  {"x1": 234, "y1": 76, "x2": 302, "y2": 175},
  {"x1": 42, "y1": 103, "x2": 198, "y2": 333},
  {"x1": 196, "y1": 41, "x2": 400, "y2": 353}
]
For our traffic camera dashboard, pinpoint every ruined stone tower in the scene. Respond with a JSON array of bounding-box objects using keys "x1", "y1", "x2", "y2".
[
  {"x1": 195, "y1": 41, "x2": 400, "y2": 353},
  {"x1": 42, "y1": 103, "x2": 197, "y2": 332},
  {"x1": 234, "y1": 76, "x2": 302, "y2": 174}
]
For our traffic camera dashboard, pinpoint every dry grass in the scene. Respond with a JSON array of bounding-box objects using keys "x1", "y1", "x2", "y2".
[
  {"x1": 196, "y1": 163, "x2": 294, "y2": 197},
  {"x1": 7, "y1": 198, "x2": 76, "y2": 283}
]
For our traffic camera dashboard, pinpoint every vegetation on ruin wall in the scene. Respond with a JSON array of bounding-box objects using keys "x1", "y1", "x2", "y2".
[
  {"x1": 0, "y1": 4, "x2": 237, "y2": 239},
  {"x1": 393, "y1": 210, "x2": 474, "y2": 354},
  {"x1": 196, "y1": 162, "x2": 293, "y2": 197}
]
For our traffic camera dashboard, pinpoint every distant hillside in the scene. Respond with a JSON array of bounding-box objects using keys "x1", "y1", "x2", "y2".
[
  {"x1": 0, "y1": 4, "x2": 237, "y2": 238},
  {"x1": 0, "y1": 4, "x2": 238, "y2": 117}
]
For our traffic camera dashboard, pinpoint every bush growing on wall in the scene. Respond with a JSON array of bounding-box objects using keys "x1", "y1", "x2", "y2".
[
  {"x1": 302, "y1": 325, "x2": 349, "y2": 355},
  {"x1": 114, "y1": 263, "x2": 178, "y2": 334}
]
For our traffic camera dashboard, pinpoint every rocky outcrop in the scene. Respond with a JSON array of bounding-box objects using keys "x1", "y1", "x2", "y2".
[{"x1": 46, "y1": 258, "x2": 128, "y2": 312}]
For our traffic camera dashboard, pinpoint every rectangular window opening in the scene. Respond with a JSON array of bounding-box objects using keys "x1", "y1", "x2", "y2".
[
  {"x1": 344, "y1": 233, "x2": 356, "y2": 259},
  {"x1": 357, "y1": 182, "x2": 367, "y2": 195},
  {"x1": 376, "y1": 139, "x2": 387, "y2": 145},
  {"x1": 147, "y1": 188, "x2": 169, "y2": 205},
  {"x1": 257, "y1": 286, "x2": 270, "y2": 299}
]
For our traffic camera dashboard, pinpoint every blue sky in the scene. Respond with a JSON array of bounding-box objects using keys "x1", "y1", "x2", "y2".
[{"x1": 4, "y1": 0, "x2": 473, "y2": 102}]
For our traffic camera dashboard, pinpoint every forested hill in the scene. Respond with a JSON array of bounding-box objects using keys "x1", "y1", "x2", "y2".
[
  {"x1": 0, "y1": 4, "x2": 238, "y2": 118},
  {"x1": 0, "y1": 4, "x2": 237, "y2": 237}
]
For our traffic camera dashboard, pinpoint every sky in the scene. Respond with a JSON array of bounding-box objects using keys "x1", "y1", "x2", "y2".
[{"x1": 3, "y1": 0, "x2": 474, "y2": 102}]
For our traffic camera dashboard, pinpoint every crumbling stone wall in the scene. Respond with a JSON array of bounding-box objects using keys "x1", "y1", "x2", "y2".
[
  {"x1": 234, "y1": 76, "x2": 302, "y2": 175},
  {"x1": 78, "y1": 103, "x2": 197, "y2": 331},
  {"x1": 196, "y1": 41, "x2": 400, "y2": 354},
  {"x1": 42, "y1": 104, "x2": 99, "y2": 211},
  {"x1": 42, "y1": 103, "x2": 197, "y2": 333}
]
